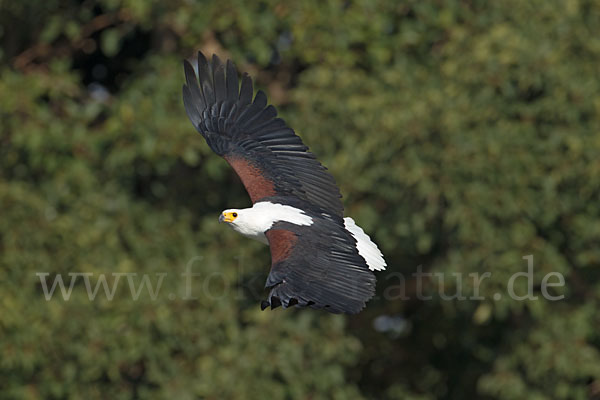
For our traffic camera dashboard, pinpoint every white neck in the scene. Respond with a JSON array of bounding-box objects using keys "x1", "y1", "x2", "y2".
[{"x1": 226, "y1": 201, "x2": 313, "y2": 244}]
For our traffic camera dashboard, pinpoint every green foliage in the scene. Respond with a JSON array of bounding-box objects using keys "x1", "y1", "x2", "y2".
[{"x1": 1, "y1": 0, "x2": 599, "y2": 399}]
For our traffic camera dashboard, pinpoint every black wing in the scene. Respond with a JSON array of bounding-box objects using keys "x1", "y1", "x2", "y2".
[
  {"x1": 263, "y1": 218, "x2": 377, "y2": 314},
  {"x1": 182, "y1": 52, "x2": 343, "y2": 216}
]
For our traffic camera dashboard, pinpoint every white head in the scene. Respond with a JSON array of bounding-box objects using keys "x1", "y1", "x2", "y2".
[
  {"x1": 218, "y1": 202, "x2": 313, "y2": 245},
  {"x1": 218, "y1": 209, "x2": 241, "y2": 224},
  {"x1": 218, "y1": 208, "x2": 269, "y2": 244}
]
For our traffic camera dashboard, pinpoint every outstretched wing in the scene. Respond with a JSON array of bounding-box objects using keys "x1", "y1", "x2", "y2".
[
  {"x1": 182, "y1": 52, "x2": 343, "y2": 216},
  {"x1": 262, "y1": 219, "x2": 377, "y2": 314}
]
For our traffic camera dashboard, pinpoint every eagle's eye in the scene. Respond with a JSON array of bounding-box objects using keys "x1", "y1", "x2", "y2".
[{"x1": 232, "y1": 212, "x2": 238, "y2": 218}]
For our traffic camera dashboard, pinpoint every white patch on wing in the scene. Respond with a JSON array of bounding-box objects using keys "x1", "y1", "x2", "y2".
[{"x1": 344, "y1": 217, "x2": 387, "y2": 271}]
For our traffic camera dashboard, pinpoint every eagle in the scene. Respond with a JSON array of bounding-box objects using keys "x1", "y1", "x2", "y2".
[{"x1": 182, "y1": 52, "x2": 386, "y2": 314}]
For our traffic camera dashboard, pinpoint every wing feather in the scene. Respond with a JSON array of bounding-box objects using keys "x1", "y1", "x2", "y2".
[
  {"x1": 213, "y1": 56, "x2": 227, "y2": 103},
  {"x1": 182, "y1": 51, "x2": 343, "y2": 216},
  {"x1": 239, "y1": 73, "x2": 254, "y2": 105},
  {"x1": 263, "y1": 219, "x2": 376, "y2": 314},
  {"x1": 226, "y1": 60, "x2": 238, "y2": 100},
  {"x1": 183, "y1": 61, "x2": 205, "y2": 112}
]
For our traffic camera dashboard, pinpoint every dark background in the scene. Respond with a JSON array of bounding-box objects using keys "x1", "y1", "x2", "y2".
[{"x1": 1, "y1": 0, "x2": 599, "y2": 399}]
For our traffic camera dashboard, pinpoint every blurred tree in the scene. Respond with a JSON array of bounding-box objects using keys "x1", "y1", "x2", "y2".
[{"x1": 1, "y1": 0, "x2": 599, "y2": 399}]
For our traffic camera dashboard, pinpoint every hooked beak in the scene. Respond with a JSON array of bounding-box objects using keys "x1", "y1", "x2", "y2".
[{"x1": 219, "y1": 213, "x2": 235, "y2": 223}]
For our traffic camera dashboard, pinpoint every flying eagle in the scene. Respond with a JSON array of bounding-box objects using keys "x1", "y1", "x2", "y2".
[{"x1": 182, "y1": 52, "x2": 386, "y2": 314}]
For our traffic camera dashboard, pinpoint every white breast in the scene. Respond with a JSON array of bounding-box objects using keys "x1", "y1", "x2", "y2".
[{"x1": 230, "y1": 202, "x2": 313, "y2": 244}]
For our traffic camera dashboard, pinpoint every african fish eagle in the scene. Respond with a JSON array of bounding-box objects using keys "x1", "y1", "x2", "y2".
[{"x1": 182, "y1": 52, "x2": 386, "y2": 314}]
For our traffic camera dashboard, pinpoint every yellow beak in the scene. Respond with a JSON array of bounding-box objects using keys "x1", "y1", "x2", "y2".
[{"x1": 219, "y1": 213, "x2": 235, "y2": 223}]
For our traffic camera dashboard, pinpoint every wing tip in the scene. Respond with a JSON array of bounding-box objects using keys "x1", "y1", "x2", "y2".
[{"x1": 261, "y1": 282, "x2": 371, "y2": 314}]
